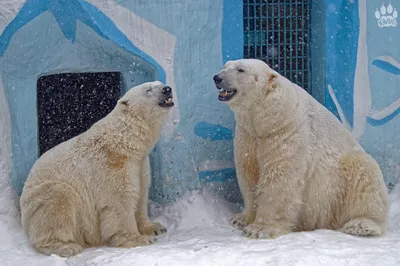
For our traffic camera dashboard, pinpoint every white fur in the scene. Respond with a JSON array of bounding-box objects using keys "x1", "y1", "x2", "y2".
[
  {"x1": 20, "y1": 81, "x2": 172, "y2": 257},
  {"x1": 214, "y1": 59, "x2": 388, "y2": 239}
]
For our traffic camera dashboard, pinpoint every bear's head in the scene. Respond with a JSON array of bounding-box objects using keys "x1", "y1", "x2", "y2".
[
  {"x1": 116, "y1": 81, "x2": 174, "y2": 121},
  {"x1": 213, "y1": 59, "x2": 280, "y2": 110}
]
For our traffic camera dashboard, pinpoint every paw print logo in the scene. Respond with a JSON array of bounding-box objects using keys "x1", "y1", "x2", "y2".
[{"x1": 375, "y1": 2, "x2": 398, "y2": 28}]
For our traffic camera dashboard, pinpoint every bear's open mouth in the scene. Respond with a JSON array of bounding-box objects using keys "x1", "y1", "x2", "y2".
[
  {"x1": 217, "y1": 87, "x2": 237, "y2": 101},
  {"x1": 159, "y1": 95, "x2": 174, "y2": 108}
]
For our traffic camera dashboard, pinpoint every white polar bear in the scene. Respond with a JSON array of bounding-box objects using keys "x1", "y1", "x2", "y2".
[
  {"x1": 20, "y1": 81, "x2": 175, "y2": 257},
  {"x1": 213, "y1": 59, "x2": 388, "y2": 239}
]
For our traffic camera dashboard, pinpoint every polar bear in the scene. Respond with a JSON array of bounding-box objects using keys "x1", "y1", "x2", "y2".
[
  {"x1": 213, "y1": 59, "x2": 388, "y2": 239},
  {"x1": 20, "y1": 81, "x2": 175, "y2": 257}
]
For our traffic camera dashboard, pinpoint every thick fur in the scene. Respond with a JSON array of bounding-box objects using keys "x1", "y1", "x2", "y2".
[
  {"x1": 20, "y1": 81, "x2": 172, "y2": 257},
  {"x1": 214, "y1": 59, "x2": 388, "y2": 239}
]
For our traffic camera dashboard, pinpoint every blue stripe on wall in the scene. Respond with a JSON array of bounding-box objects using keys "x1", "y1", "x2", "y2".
[
  {"x1": 199, "y1": 168, "x2": 236, "y2": 183},
  {"x1": 367, "y1": 107, "x2": 400, "y2": 126},
  {"x1": 222, "y1": 0, "x2": 244, "y2": 64},
  {"x1": 194, "y1": 122, "x2": 233, "y2": 141},
  {"x1": 325, "y1": 0, "x2": 359, "y2": 126},
  {"x1": 372, "y1": 59, "x2": 400, "y2": 75}
]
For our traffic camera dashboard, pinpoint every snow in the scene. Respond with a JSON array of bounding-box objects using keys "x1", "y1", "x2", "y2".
[{"x1": 0, "y1": 175, "x2": 399, "y2": 266}]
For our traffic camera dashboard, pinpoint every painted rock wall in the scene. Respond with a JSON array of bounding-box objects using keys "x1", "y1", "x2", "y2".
[
  {"x1": 0, "y1": 0, "x2": 243, "y2": 204},
  {"x1": 114, "y1": 0, "x2": 244, "y2": 203},
  {"x1": 325, "y1": 0, "x2": 400, "y2": 190}
]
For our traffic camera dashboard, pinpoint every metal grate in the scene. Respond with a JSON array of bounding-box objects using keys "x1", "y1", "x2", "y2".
[{"x1": 243, "y1": 0, "x2": 312, "y2": 93}]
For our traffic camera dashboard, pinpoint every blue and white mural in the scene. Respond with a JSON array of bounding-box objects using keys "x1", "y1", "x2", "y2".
[
  {"x1": 0, "y1": 0, "x2": 176, "y2": 197},
  {"x1": 326, "y1": 0, "x2": 400, "y2": 189},
  {"x1": 0, "y1": 0, "x2": 243, "y2": 204},
  {"x1": 1, "y1": 0, "x2": 398, "y2": 207}
]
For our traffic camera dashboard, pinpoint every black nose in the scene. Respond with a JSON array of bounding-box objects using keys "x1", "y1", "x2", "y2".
[
  {"x1": 213, "y1": 75, "x2": 222, "y2": 84},
  {"x1": 162, "y1": 86, "x2": 172, "y2": 95}
]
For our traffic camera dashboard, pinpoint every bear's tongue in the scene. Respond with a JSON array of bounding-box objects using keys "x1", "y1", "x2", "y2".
[{"x1": 164, "y1": 97, "x2": 172, "y2": 104}]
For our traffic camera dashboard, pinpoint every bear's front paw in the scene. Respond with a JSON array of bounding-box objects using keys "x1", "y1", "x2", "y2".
[
  {"x1": 109, "y1": 233, "x2": 155, "y2": 248},
  {"x1": 242, "y1": 224, "x2": 272, "y2": 239},
  {"x1": 118, "y1": 234, "x2": 155, "y2": 248},
  {"x1": 243, "y1": 223, "x2": 289, "y2": 239},
  {"x1": 139, "y1": 222, "x2": 167, "y2": 236},
  {"x1": 229, "y1": 213, "x2": 253, "y2": 230},
  {"x1": 37, "y1": 241, "x2": 84, "y2": 257}
]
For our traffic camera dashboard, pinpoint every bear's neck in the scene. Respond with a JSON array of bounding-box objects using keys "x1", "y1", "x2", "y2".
[
  {"x1": 235, "y1": 86, "x2": 300, "y2": 138},
  {"x1": 87, "y1": 112, "x2": 164, "y2": 159}
]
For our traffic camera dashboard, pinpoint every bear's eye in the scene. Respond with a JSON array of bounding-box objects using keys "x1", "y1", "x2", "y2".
[
  {"x1": 238, "y1": 68, "x2": 245, "y2": 73},
  {"x1": 146, "y1": 88, "x2": 152, "y2": 92}
]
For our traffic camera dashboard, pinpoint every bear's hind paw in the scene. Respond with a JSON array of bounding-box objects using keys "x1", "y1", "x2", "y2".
[{"x1": 341, "y1": 218, "x2": 385, "y2": 236}]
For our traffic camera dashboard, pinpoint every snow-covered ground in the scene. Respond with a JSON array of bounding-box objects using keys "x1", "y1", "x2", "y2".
[{"x1": 0, "y1": 180, "x2": 399, "y2": 266}]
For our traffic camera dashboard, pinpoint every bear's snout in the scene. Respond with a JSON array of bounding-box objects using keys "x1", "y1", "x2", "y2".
[
  {"x1": 162, "y1": 86, "x2": 172, "y2": 96},
  {"x1": 213, "y1": 74, "x2": 223, "y2": 84}
]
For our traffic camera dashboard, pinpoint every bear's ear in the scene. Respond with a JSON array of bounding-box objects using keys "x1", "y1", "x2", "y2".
[
  {"x1": 267, "y1": 72, "x2": 279, "y2": 90},
  {"x1": 118, "y1": 99, "x2": 129, "y2": 110}
]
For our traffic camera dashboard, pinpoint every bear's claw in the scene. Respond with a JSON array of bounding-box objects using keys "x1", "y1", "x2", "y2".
[
  {"x1": 139, "y1": 222, "x2": 168, "y2": 236},
  {"x1": 242, "y1": 224, "x2": 272, "y2": 239},
  {"x1": 229, "y1": 214, "x2": 252, "y2": 230}
]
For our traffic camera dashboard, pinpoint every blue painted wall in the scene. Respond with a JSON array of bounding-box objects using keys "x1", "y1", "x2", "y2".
[
  {"x1": 0, "y1": 10, "x2": 159, "y2": 195},
  {"x1": 1, "y1": 0, "x2": 398, "y2": 205},
  {"x1": 325, "y1": 0, "x2": 359, "y2": 126},
  {"x1": 2, "y1": 0, "x2": 398, "y2": 205},
  {"x1": 0, "y1": 0, "x2": 244, "y2": 203},
  {"x1": 324, "y1": 0, "x2": 400, "y2": 189},
  {"x1": 120, "y1": 0, "x2": 244, "y2": 203}
]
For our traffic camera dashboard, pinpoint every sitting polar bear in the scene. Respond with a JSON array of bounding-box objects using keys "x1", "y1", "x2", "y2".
[
  {"x1": 20, "y1": 81, "x2": 175, "y2": 257},
  {"x1": 213, "y1": 59, "x2": 388, "y2": 239}
]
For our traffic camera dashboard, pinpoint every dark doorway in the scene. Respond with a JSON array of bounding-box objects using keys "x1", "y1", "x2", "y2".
[{"x1": 37, "y1": 72, "x2": 122, "y2": 156}]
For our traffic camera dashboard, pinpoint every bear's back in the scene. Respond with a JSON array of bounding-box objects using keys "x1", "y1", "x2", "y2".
[{"x1": 295, "y1": 84, "x2": 361, "y2": 155}]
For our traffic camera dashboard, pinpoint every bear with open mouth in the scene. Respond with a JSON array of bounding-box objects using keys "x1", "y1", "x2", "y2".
[
  {"x1": 213, "y1": 58, "x2": 388, "y2": 239},
  {"x1": 20, "y1": 81, "x2": 174, "y2": 257}
]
